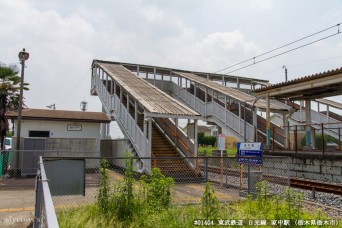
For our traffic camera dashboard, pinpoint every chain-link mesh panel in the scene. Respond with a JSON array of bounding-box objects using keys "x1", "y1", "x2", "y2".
[{"x1": 47, "y1": 155, "x2": 290, "y2": 210}]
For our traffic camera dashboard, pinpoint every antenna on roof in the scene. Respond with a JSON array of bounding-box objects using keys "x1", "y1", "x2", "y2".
[
  {"x1": 46, "y1": 104, "x2": 56, "y2": 110},
  {"x1": 80, "y1": 99, "x2": 88, "y2": 112}
]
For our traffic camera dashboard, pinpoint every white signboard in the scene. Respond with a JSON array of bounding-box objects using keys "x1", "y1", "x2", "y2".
[
  {"x1": 217, "y1": 134, "x2": 225, "y2": 150},
  {"x1": 67, "y1": 124, "x2": 82, "y2": 131}
]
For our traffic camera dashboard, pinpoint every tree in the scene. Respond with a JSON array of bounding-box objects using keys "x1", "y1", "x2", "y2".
[{"x1": 0, "y1": 65, "x2": 29, "y2": 150}]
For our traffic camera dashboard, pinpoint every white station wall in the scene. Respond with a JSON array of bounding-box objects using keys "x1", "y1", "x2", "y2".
[{"x1": 14, "y1": 120, "x2": 101, "y2": 139}]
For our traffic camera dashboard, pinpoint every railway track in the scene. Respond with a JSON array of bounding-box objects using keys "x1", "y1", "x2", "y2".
[
  {"x1": 290, "y1": 178, "x2": 342, "y2": 196},
  {"x1": 198, "y1": 164, "x2": 342, "y2": 195}
]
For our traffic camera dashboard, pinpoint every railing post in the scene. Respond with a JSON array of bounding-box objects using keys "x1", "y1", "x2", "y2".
[
  {"x1": 294, "y1": 125, "x2": 298, "y2": 153},
  {"x1": 339, "y1": 128, "x2": 341, "y2": 151},
  {"x1": 272, "y1": 126, "x2": 275, "y2": 152},
  {"x1": 321, "y1": 123, "x2": 325, "y2": 155}
]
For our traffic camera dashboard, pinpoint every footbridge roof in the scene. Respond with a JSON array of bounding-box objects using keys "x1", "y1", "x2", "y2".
[
  {"x1": 94, "y1": 61, "x2": 200, "y2": 119},
  {"x1": 174, "y1": 71, "x2": 290, "y2": 112}
]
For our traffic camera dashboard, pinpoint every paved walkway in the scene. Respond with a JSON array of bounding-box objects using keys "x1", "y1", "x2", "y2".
[{"x1": 0, "y1": 189, "x2": 35, "y2": 227}]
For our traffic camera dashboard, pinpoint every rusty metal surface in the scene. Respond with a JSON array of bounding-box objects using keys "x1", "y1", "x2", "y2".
[
  {"x1": 97, "y1": 62, "x2": 200, "y2": 117},
  {"x1": 254, "y1": 67, "x2": 342, "y2": 93}
]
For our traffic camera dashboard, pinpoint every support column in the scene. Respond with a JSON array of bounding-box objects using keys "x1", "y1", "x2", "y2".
[
  {"x1": 194, "y1": 119, "x2": 198, "y2": 156},
  {"x1": 299, "y1": 101, "x2": 303, "y2": 122},
  {"x1": 266, "y1": 94, "x2": 271, "y2": 148},
  {"x1": 134, "y1": 101, "x2": 138, "y2": 124},
  {"x1": 137, "y1": 66, "x2": 140, "y2": 77},
  {"x1": 224, "y1": 96, "x2": 227, "y2": 124},
  {"x1": 153, "y1": 67, "x2": 156, "y2": 86},
  {"x1": 126, "y1": 94, "x2": 129, "y2": 113},
  {"x1": 238, "y1": 102, "x2": 241, "y2": 134},
  {"x1": 205, "y1": 87, "x2": 208, "y2": 115},
  {"x1": 194, "y1": 83, "x2": 196, "y2": 109},
  {"x1": 174, "y1": 118, "x2": 178, "y2": 146},
  {"x1": 101, "y1": 106, "x2": 107, "y2": 139},
  {"x1": 283, "y1": 113, "x2": 290, "y2": 150},
  {"x1": 253, "y1": 107, "x2": 257, "y2": 142},
  {"x1": 222, "y1": 76, "x2": 224, "y2": 85},
  {"x1": 148, "y1": 117, "x2": 152, "y2": 157},
  {"x1": 326, "y1": 106, "x2": 330, "y2": 123},
  {"x1": 305, "y1": 100, "x2": 312, "y2": 148},
  {"x1": 237, "y1": 78, "x2": 240, "y2": 89}
]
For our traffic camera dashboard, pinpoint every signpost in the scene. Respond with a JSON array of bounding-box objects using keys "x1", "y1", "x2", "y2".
[
  {"x1": 217, "y1": 134, "x2": 225, "y2": 186},
  {"x1": 237, "y1": 142, "x2": 263, "y2": 194},
  {"x1": 237, "y1": 142, "x2": 263, "y2": 165}
]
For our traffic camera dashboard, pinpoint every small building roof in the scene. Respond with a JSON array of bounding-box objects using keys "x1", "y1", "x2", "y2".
[{"x1": 6, "y1": 109, "x2": 111, "y2": 123}]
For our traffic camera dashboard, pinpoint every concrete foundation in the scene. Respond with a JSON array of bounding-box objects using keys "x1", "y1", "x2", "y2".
[{"x1": 264, "y1": 152, "x2": 342, "y2": 183}]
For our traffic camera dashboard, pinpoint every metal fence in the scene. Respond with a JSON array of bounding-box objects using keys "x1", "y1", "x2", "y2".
[
  {"x1": 269, "y1": 122, "x2": 342, "y2": 154},
  {"x1": 0, "y1": 150, "x2": 99, "y2": 190},
  {"x1": 43, "y1": 155, "x2": 290, "y2": 210},
  {"x1": 1, "y1": 150, "x2": 291, "y2": 226}
]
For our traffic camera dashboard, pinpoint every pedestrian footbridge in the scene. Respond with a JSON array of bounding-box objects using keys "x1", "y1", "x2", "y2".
[{"x1": 91, "y1": 60, "x2": 342, "y2": 166}]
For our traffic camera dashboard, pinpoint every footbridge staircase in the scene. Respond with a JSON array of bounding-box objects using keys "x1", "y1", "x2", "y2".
[{"x1": 91, "y1": 60, "x2": 202, "y2": 181}]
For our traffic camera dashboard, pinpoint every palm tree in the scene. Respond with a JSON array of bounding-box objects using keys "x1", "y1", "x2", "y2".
[{"x1": 0, "y1": 65, "x2": 29, "y2": 150}]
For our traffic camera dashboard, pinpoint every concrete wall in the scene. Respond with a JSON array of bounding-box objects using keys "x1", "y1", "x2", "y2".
[
  {"x1": 100, "y1": 139, "x2": 133, "y2": 168},
  {"x1": 9, "y1": 138, "x2": 100, "y2": 171},
  {"x1": 13, "y1": 120, "x2": 101, "y2": 139},
  {"x1": 264, "y1": 152, "x2": 342, "y2": 183}
]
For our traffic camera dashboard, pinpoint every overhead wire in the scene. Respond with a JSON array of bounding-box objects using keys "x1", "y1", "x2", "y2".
[
  {"x1": 56, "y1": 68, "x2": 91, "y2": 107},
  {"x1": 223, "y1": 32, "x2": 341, "y2": 75},
  {"x1": 214, "y1": 23, "x2": 341, "y2": 74}
]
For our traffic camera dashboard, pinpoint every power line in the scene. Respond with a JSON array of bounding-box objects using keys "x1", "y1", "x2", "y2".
[
  {"x1": 56, "y1": 68, "x2": 90, "y2": 107},
  {"x1": 256, "y1": 55, "x2": 342, "y2": 78},
  {"x1": 214, "y1": 23, "x2": 341, "y2": 74},
  {"x1": 223, "y1": 31, "x2": 341, "y2": 75}
]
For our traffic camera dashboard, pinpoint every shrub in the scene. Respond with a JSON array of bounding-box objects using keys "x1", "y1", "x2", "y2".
[
  {"x1": 139, "y1": 168, "x2": 174, "y2": 211},
  {"x1": 201, "y1": 182, "x2": 219, "y2": 219}
]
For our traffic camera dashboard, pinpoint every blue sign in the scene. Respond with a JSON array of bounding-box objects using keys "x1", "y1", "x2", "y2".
[{"x1": 237, "y1": 142, "x2": 263, "y2": 165}]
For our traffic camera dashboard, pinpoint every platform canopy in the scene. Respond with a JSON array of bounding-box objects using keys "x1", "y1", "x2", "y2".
[{"x1": 253, "y1": 67, "x2": 342, "y2": 100}]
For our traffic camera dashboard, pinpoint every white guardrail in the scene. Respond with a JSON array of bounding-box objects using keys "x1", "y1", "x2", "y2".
[
  {"x1": 34, "y1": 157, "x2": 59, "y2": 228},
  {"x1": 93, "y1": 73, "x2": 149, "y2": 158},
  {"x1": 170, "y1": 83, "x2": 255, "y2": 142}
]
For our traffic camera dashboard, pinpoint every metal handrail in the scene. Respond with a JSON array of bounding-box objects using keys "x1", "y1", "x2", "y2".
[{"x1": 34, "y1": 157, "x2": 59, "y2": 228}]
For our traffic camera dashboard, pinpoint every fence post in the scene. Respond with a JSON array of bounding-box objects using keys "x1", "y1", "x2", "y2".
[
  {"x1": 321, "y1": 123, "x2": 325, "y2": 155},
  {"x1": 294, "y1": 125, "x2": 298, "y2": 153},
  {"x1": 247, "y1": 158, "x2": 251, "y2": 195},
  {"x1": 34, "y1": 169, "x2": 41, "y2": 228},
  {"x1": 204, "y1": 150, "x2": 208, "y2": 182}
]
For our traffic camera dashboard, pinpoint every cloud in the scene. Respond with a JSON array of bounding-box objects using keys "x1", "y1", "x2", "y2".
[
  {"x1": 165, "y1": 30, "x2": 263, "y2": 72},
  {"x1": 249, "y1": 0, "x2": 273, "y2": 10}
]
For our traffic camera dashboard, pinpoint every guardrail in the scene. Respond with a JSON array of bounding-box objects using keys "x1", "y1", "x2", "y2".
[{"x1": 34, "y1": 156, "x2": 59, "y2": 228}]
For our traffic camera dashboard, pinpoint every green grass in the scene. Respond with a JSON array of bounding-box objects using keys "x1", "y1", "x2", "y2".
[
  {"x1": 58, "y1": 196, "x2": 331, "y2": 228},
  {"x1": 198, "y1": 146, "x2": 237, "y2": 157}
]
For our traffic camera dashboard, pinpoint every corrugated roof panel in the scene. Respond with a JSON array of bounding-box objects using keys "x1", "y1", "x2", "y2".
[
  {"x1": 174, "y1": 71, "x2": 287, "y2": 111},
  {"x1": 97, "y1": 63, "x2": 200, "y2": 117}
]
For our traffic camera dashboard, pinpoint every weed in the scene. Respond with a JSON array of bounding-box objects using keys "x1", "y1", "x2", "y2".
[
  {"x1": 96, "y1": 159, "x2": 110, "y2": 212},
  {"x1": 201, "y1": 182, "x2": 219, "y2": 219}
]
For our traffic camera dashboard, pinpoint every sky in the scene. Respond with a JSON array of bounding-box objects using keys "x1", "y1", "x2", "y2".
[{"x1": 1, "y1": 0, "x2": 342, "y2": 137}]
